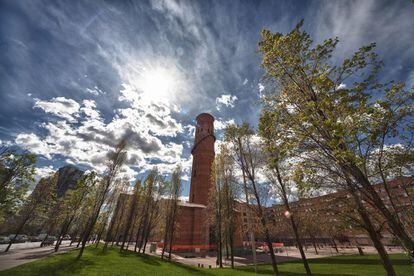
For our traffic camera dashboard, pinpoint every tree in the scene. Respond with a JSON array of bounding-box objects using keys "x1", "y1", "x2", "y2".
[
  {"x1": 131, "y1": 167, "x2": 166, "y2": 254},
  {"x1": 70, "y1": 176, "x2": 99, "y2": 247},
  {"x1": 209, "y1": 156, "x2": 224, "y2": 268},
  {"x1": 295, "y1": 151, "x2": 396, "y2": 273},
  {"x1": 54, "y1": 172, "x2": 97, "y2": 252},
  {"x1": 77, "y1": 139, "x2": 127, "y2": 259},
  {"x1": 260, "y1": 110, "x2": 312, "y2": 275},
  {"x1": 0, "y1": 148, "x2": 35, "y2": 224},
  {"x1": 209, "y1": 145, "x2": 239, "y2": 268},
  {"x1": 4, "y1": 174, "x2": 56, "y2": 252},
  {"x1": 38, "y1": 174, "x2": 59, "y2": 248},
  {"x1": 100, "y1": 178, "x2": 128, "y2": 251},
  {"x1": 161, "y1": 166, "x2": 182, "y2": 259},
  {"x1": 119, "y1": 180, "x2": 141, "y2": 251},
  {"x1": 258, "y1": 20, "x2": 414, "y2": 272},
  {"x1": 140, "y1": 168, "x2": 166, "y2": 253},
  {"x1": 224, "y1": 124, "x2": 279, "y2": 276}
]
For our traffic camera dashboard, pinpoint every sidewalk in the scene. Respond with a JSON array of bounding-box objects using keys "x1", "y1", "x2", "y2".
[{"x1": 146, "y1": 245, "x2": 405, "y2": 269}]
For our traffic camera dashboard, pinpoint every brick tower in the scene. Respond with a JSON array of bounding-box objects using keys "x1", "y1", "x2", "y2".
[
  {"x1": 170, "y1": 113, "x2": 216, "y2": 252},
  {"x1": 189, "y1": 113, "x2": 215, "y2": 205}
]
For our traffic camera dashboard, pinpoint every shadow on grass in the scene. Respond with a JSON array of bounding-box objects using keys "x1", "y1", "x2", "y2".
[
  {"x1": 7, "y1": 256, "x2": 96, "y2": 276},
  {"x1": 172, "y1": 261, "x2": 215, "y2": 275},
  {"x1": 18, "y1": 252, "x2": 54, "y2": 260},
  {"x1": 133, "y1": 253, "x2": 162, "y2": 266},
  {"x1": 115, "y1": 248, "x2": 214, "y2": 275}
]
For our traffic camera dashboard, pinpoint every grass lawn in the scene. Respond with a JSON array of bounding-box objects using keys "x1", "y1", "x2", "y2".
[{"x1": 1, "y1": 245, "x2": 413, "y2": 276}]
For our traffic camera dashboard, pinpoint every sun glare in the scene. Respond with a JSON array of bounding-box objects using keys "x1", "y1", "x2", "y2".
[{"x1": 138, "y1": 67, "x2": 176, "y2": 102}]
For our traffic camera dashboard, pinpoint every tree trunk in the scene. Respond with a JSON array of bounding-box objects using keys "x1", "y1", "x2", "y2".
[
  {"x1": 70, "y1": 228, "x2": 80, "y2": 247},
  {"x1": 55, "y1": 217, "x2": 72, "y2": 252},
  {"x1": 121, "y1": 200, "x2": 137, "y2": 251},
  {"x1": 55, "y1": 236, "x2": 64, "y2": 252},
  {"x1": 40, "y1": 233, "x2": 49, "y2": 248},
  {"x1": 103, "y1": 218, "x2": 116, "y2": 251},
  {"x1": 332, "y1": 238, "x2": 339, "y2": 253},
  {"x1": 229, "y1": 232, "x2": 234, "y2": 269},
  {"x1": 77, "y1": 212, "x2": 100, "y2": 259},
  {"x1": 346, "y1": 164, "x2": 414, "y2": 262},
  {"x1": 96, "y1": 220, "x2": 107, "y2": 248},
  {"x1": 309, "y1": 233, "x2": 318, "y2": 255},
  {"x1": 77, "y1": 224, "x2": 92, "y2": 259},
  {"x1": 76, "y1": 236, "x2": 82, "y2": 248},
  {"x1": 168, "y1": 221, "x2": 176, "y2": 260},
  {"x1": 161, "y1": 203, "x2": 170, "y2": 259},
  {"x1": 274, "y1": 165, "x2": 312, "y2": 275},
  {"x1": 111, "y1": 204, "x2": 126, "y2": 248},
  {"x1": 290, "y1": 216, "x2": 312, "y2": 274},
  {"x1": 134, "y1": 231, "x2": 140, "y2": 252},
  {"x1": 132, "y1": 216, "x2": 144, "y2": 253},
  {"x1": 357, "y1": 245, "x2": 364, "y2": 256},
  {"x1": 217, "y1": 184, "x2": 223, "y2": 268},
  {"x1": 161, "y1": 232, "x2": 168, "y2": 259},
  {"x1": 348, "y1": 182, "x2": 396, "y2": 276},
  {"x1": 5, "y1": 214, "x2": 31, "y2": 252},
  {"x1": 142, "y1": 218, "x2": 153, "y2": 254},
  {"x1": 237, "y1": 137, "x2": 257, "y2": 273},
  {"x1": 249, "y1": 173, "x2": 278, "y2": 275},
  {"x1": 262, "y1": 223, "x2": 279, "y2": 276}
]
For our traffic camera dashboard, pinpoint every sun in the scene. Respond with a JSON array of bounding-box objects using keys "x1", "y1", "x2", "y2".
[{"x1": 138, "y1": 67, "x2": 176, "y2": 102}]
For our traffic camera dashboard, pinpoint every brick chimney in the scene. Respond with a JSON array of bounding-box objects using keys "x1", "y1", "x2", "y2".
[{"x1": 189, "y1": 113, "x2": 215, "y2": 205}]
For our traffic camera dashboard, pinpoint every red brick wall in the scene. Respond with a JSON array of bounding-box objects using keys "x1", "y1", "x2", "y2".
[{"x1": 189, "y1": 113, "x2": 215, "y2": 206}]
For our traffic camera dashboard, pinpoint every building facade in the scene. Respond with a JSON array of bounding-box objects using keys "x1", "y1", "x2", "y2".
[{"x1": 238, "y1": 177, "x2": 414, "y2": 246}]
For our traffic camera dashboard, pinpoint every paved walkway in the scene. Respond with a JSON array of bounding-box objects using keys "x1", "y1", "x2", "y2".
[
  {"x1": 146, "y1": 245, "x2": 405, "y2": 269},
  {"x1": 0, "y1": 241, "x2": 76, "y2": 271}
]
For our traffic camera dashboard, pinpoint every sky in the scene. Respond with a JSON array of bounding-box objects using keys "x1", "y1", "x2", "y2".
[{"x1": 1, "y1": 0, "x2": 414, "y2": 198}]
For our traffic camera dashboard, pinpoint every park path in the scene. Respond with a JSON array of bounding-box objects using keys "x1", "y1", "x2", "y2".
[
  {"x1": 0, "y1": 241, "x2": 76, "y2": 271},
  {"x1": 145, "y1": 245, "x2": 404, "y2": 269}
]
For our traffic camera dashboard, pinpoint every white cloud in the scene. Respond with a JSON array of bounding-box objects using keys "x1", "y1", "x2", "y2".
[
  {"x1": 312, "y1": 0, "x2": 414, "y2": 68},
  {"x1": 15, "y1": 133, "x2": 52, "y2": 159},
  {"x1": 80, "y1": 100, "x2": 101, "y2": 120},
  {"x1": 35, "y1": 165, "x2": 55, "y2": 180},
  {"x1": 34, "y1": 97, "x2": 80, "y2": 123},
  {"x1": 118, "y1": 164, "x2": 139, "y2": 182},
  {"x1": 16, "y1": 90, "x2": 188, "y2": 178},
  {"x1": 214, "y1": 118, "x2": 235, "y2": 130},
  {"x1": 86, "y1": 86, "x2": 105, "y2": 96},
  {"x1": 215, "y1": 94, "x2": 238, "y2": 110},
  {"x1": 336, "y1": 83, "x2": 347, "y2": 90},
  {"x1": 184, "y1": 125, "x2": 195, "y2": 138},
  {"x1": 258, "y1": 83, "x2": 265, "y2": 93}
]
